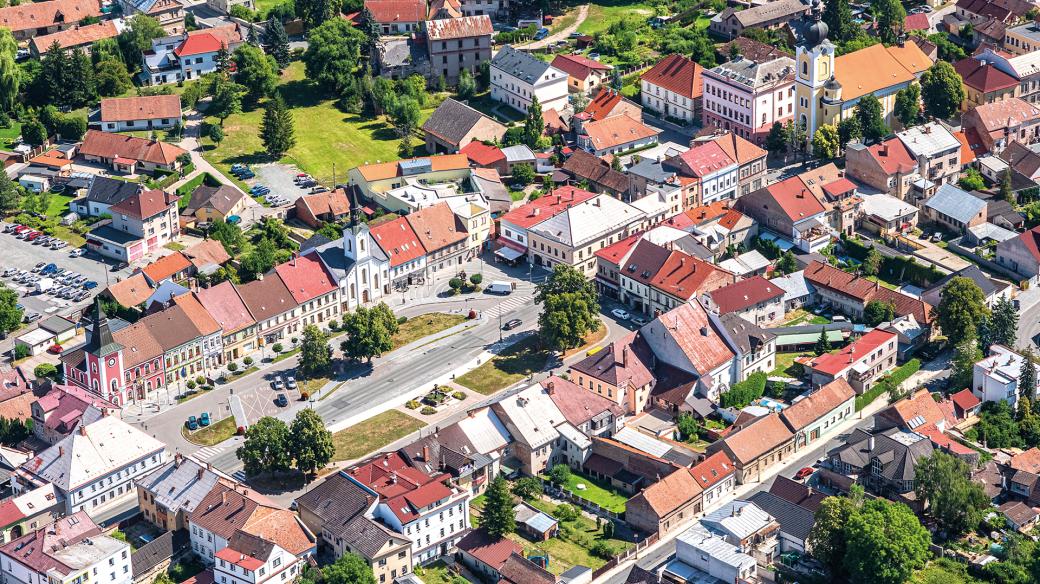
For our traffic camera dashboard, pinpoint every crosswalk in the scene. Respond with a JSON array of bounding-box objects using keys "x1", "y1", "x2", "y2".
[
  {"x1": 192, "y1": 443, "x2": 233, "y2": 461},
  {"x1": 493, "y1": 293, "x2": 533, "y2": 317}
]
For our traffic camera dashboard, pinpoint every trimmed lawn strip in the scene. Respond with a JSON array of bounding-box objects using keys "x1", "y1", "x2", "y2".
[
  {"x1": 543, "y1": 470, "x2": 627, "y2": 513},
  {"x1": 181, "y1": 416, "x2": 237, "y2": 446},
  {"x1": 332, "y1": 410, "x2": 426, "y2": 462},
  {"x1": 392, "y1": 313, "x2": 468, "y2": 349},
  {"x1": 456, "y1": 335, "x2": 549, "y2": 395},
  {"x1": 413, "y1": 561, "x2": 457, "y2": 584}
]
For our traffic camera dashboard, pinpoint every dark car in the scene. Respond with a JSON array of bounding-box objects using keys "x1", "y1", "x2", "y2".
[
  {"x1": 503, "y1": 318, "x2": 522, "y2": 330},
  {"x1": 275, "y1": 393, "x2": 289, "y2": 407},
  {"x1": 185, "y1": 416, "x2": 198, "y2": 431}
]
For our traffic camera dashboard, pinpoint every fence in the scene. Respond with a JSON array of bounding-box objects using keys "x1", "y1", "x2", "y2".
[
  {"x1": 541, "y1": 480, "x2": 625, "y2": 521},
  {"x1": 590, "y1": 532, "x2": 660, "y2": 580},
  {"x1": 947, "y1": 237, "x2": 1029, "y2": 285}
]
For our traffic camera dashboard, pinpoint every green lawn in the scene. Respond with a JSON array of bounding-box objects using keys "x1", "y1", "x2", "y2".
[
  {"x1": 510, "y1": 498, "x2": 633, "y2": 575},
  {"x1": 202, "y1": 62, "x2": 436, "y2": 185},
  {"x1": 772, "y1": 351, "x2": 810, "y2": 377},
  {"x1": 0, "y1": 121, "x2": 21, "y2": 150},
  {"x1": 544, "y1": 470, "x2": 628, "y2": 513},
  {"x1": 578, "y1": 0, "x2": 655, "y2": 35},
  {"x1": 181, "y1": 416, "x2": 237, "y2": 446},
  {"x1": 865, "y1": 275, "x2": 899, "y2": 290},
  {"x1": 331, "y1": 410, "x2": 427, "y2": 462},
  {"x1": 413, "y1": 562, "x2": 459, "y2": 584},
  {"x1": 456, "y1": 336, "x2": 550, "y2": 395},
  {"x1": 392, "y1": 313, "x2": 468, "y2": 350},
  {"x1": 783, "y1": 308, "x2": 831, "y2": 326}
]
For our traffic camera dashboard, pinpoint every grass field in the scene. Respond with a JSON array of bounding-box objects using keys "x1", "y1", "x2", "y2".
[
  {"x1": 0, "y1": 121, "x2": 21, "y2": 150},
  {"x1": 202, "y1": 62, "x2": 436, "y2": 184},
  {"x1": 413, "y1": 562, "x2": 458, "y2": 584},
  {"x1": 783, "y1": 308, "x2": 831, "y2": 326},
  {"x1": 331, "y1": 410, "x2": 427, "y2": 462},
  {"x1": 578, "y1": 0, "x2": 655, "y2": 35},
  {"x1": 772, "y1": 351, "x2": 810, "y2": 377},
  {"x1": 510, "y1": 498, "x2": 633, "y2": 575},
  {"x1": 392, "y1": 313, "x2": 468, "y2": 350},
  {"x1": 456, "y1": 335, "x2": 549, "y2": 395},
  {"x1": 181, "y1": 416, "x2": 237, "y2": 446},
  {"x1": 545, "y1": 470, "x2": 628, "y2": 513}
]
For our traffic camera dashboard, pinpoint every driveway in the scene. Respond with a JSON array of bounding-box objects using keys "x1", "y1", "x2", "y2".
[{"x1": 520, "y1": 4, "x2": 589, "y2": 49}]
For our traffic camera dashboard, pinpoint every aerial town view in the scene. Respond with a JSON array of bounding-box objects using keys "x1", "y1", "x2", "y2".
[{"x1": 1, "y1": 0, "x2": 1040, "y2": 581}]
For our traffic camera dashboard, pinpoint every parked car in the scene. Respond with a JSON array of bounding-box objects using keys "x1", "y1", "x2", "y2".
[
  {"x1": 69, "y1": 248, "x2": 85, "y2": 257},
  {"x1": 83, "y1": 281, "x2": 98, "y2": 289},
  {"x1": 533, "y1": 27, "x2": 549, "y2": 40},
  {"x1": 23, "y1": 312, "x2": 40, "y2": 323},
  {"x1": 272, "y1": 379, "x2": 284, "y2": 390},
  {"x1": 795, "y1": 467, "x2": 815, "y2": 480},
  {"x1": 199, "y1": 412, "x2": 210, "y2": 427},
  {"x1": 611, "y1": 308, "x2": 630, "y2": 320},
  {"x1": 286, "y1": 376, "x2": 297, "y2": 389},
  {"x1": 47, "y1": 344, "x2": 62, "y2": 354},
  {"x1": 185, "y1": 416, "x2": 198, "y2": 431},
  {"x1": 632, "y1": 316, "x2": 648, "y2": 326},
  {"x1": 275, "y1": 393, "x2": 289, "y2": 407}
]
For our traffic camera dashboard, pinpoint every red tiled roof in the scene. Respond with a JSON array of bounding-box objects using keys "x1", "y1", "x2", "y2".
[
  {"x1": 456, "y1": 529, "x2": 521, "y2": 571},
  {"x1": 904, "y1": 12, "x2": 930, "y2": 30},
  {"x1": 405, "y1": 202, "x2": 467, "y2": 253},
  {"x1": 110, "y1": 189, "x2": 177, "y2": 220},
  {"x1": 0, "y1": 0, "x2": 102, "y2": 34},
  {"x1": 196, "y1": 280, "x2": 255, "y2": 334},
  {"x1": 581, "y1": 114, "x2": 660, "y2": 151},
  {"x1": 460, "y1": 141, "x2": 505, "y2": 167},
  {"x1": 551, "y1": 53, "x2": 611, "y2": 81},
  {"x1": 275, "y1": 253, "x2": 337, "y2": 304},
  {"x1": 863, "y1": 138, "x2": 917, "y2": 175},
  {"x1": 808, "y1": 329, "x2": 896, "y2": 376},
  {"x1": 708, "y1": 276, "x2": 783, "y2": 314},
  {"x1": 954, "y1": 57, "x2": 1019, "y2": 93},
  {"x1": 1011, "y1": 448, "x2": 1040, "y2": 474},
  {"x1": 544, "y1": 374, "x2": 624, "y2": 426},
  {"x1": 364, "y1": 0, "x2": 426, "y2": 22},
  {"x1": 29, "y1": 20, "x2": 117, "y2": 52},
  {"x1": 499, "y1": 186, "x2": 596, "y2": 230},
  {"x1": 570, "y1": 331, "x2": 655, "y2": 388},
  {"x1": 642, "y1": 54, "x2": 703, "y2": 100},
  {"x1": 954, "y1": 131, "x2": 976, "y2": 164},
  {"x1": 299, "y1": 189, "x2": 350, "y2": 219},
  {"x1": 764, "y1": 176, "x2": 827, "y2": 222},
  {"x1": 215, "y1": 547, "x2": 265, "y2": 571},
  {"x1": 684, "y1": 201, "x2": 730, "y2": 225},
  {"x1": 714, "y1": 413, "x2": 794, "y2": 465},
  {"x1": 951, "y1": 388, "x2": 982, "y2": 412},
  {"x1": 347, "y1": 452, "x2": 455, "y2": 524},
  {"x1": 594, "y1": 232, "x2": 640, "y2": 265},
  {"x1": 780, "y1": 378, "x2": 855, "y2": 431},
  {"x1": 822, "y1": 177, "x2": 857, "y2": 198},
  {"x1": 645, "y1": 245, "x2": 735, "y2": 300},
  {"x1": 677, "y1": 141, "x2": 736, "y2": 178},
  {"x1": 80, "y1": 130, "x2": 188, "y2": 166},
  {"x1": 425, "y1": 14, "x2": 491, "y2": 39},
  {"x1": 101, "y1": 95, "x2": 181, "y2": 123},
  {"x1": 584, "y1": 89, "x2": 624, "y2": 121},
  {"x1": 370, "y1": 216, "x2": 425, "y2": 268},
  {"x1": 142, "y1": 252, "x2": 191, "y2": 282},
  {"x1": 175, "y1": 32, "x2": 225, "y2": 57},
  {"x1": 690, "y1": 450, "x2": 735, "y2": 489}
]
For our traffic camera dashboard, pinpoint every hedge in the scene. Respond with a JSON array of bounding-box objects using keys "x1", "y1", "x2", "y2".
[
  {"x1": 855, "y1": 358, "x2": 922, "y2": 411},
  {"x1": 842, "y1": 238, "x2": 945, "y2": 287},
  {"x1": 720, "y1": 371, "x2": 767, "y2": 409}
]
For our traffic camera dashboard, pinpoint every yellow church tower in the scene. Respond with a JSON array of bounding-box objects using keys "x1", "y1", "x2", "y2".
[{"x1": 794, "y1": 0, "x2": 836, "y2": 144}]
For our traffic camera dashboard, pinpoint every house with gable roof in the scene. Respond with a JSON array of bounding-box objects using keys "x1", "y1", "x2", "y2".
[
  {"x1": 0, "y1": 512, "x2": 132, "y2": 584},
  {"x1": 421, "y1": 98, "x2": 506, "y2": 154},
  {"x1": 490, "y1": 45, "x2": 569, "y2": 114},
  {"x1": 119, "y1": 0, "x2": 184, "y2": 33},
  {"x1": 735, "y1": 175, "x2": 832, "y2": 252},
  {"x1": 780, "y1": 378, "x2": 856, "y2": 447},
  {"x1": 805, "y1": 329, "x2": 898, "y2": 393},
  {"x1": 996, "y1": 224, "x2": 1040, "y2": 282},
  {"x1": 706, "y1": 412, "x2": 795, "y2": 484},
  {"x1": 0, "y1": 0, "x2": 103, "y2": 42},
  {"x1": 625, "y1": 467, "x2": 705, "y2": 536},
  {"x1": 141, "y1": 24, "x2": 243, "y2": 85},
  {"x1": 641, "y1": 54, "x2": 704, "y2": 124},
  {"x1": 551, "y1": 53, "x2": 613, "y2": 95}
]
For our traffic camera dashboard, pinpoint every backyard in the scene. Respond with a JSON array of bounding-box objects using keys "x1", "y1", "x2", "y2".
[
  {"x1": 331, "y1": 409, "x2": 427, "y2": 462},
  {"x1": 772, "y1": 351, "x2": 810, "y2": 378},
  {"x1": 201, "y1": 62, "x2": 438, "y2": 185},
  {"x1": 543, "y1": 470, "x2": 628, "y2": 513},
  {"x1": 0, "y1": 121, "x2": 21, "y2": 150},
  {"x1": 456, "y1": 335, "x2": 550, "y2": 395},
  {"x1": 510, "y1": 497, "x2": 633, "y2": 575},
  {"x1": 782, "y1": 308, "x2": 831, "y2": 326}
]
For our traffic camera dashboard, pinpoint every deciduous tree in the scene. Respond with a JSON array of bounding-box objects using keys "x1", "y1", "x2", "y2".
[
  {"x1": 303, "y1": 19, "x2": 365, "y2": 95},
  {"x1": 812, "y1": 124, "x2": 840, "y2": 158},
  {"x1": 340, "y1": 302, "x2": 399, "y2": 361},
  {"x1": 856, "y1": 94, "x2": 888, "y2": 143},
  {"x1": 234, "y1": 44, "x2": 279, "y2": 106},
  {"x1": 290, "y1": 408, "x2": 334, "y2": 474},
  {"x1": 894, "y1": 83, "x2": 922, "y2": 127},
  {"x1": 864, "y1": 300, "x2": 896, "y2": 326},
  {"x1": 321, "y1": 553, "x2": 375, "y2": 584},
  {"x1": 935, "y1": 276, "x2": 989, "y2": 345},
  {"x1": 921, "y1": 61, "x2": 965, "y2": 121},
  {"x1": 536, "y1": 264, "x2": 600, "y2": 350},
  {"x1": 0, "y1": 28, "x2": 18, "y2": 112},
  {"x1": 915, "y1": 451, "x2": 990, "y2": 536},
  {"x1": 873, "y1": 0, "x2": 906, "y2": 45},
  {"x1": 862, "y1": 247, "x2": 883, "y2": 277},
  {"x1": 95, "y1": 59, "x2": 132, "y2": 97},
  {"x1": 523, "y1": 95, "x2": 544, "y2": 148},
  {"x1": 952, "y1": 332, "x2": 983, "y2": 391},
  {"x1": 843, "y1": 498, "x2": 930, "y2": 584},
  {"x1": 297, "y1": 324, "x2": 331, "y2": 377},
  {"x1": 237, "y1": 416, "x2": 292, "y2": 476}
]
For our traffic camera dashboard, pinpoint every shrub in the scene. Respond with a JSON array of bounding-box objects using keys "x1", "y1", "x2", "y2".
[
  {"x1": 406, "y1": 400, "x2": 420, "y2": 409},
  {"x1": 186, "y1": 380, "x2": 197, "y2": 390},
  {"x1": 549, "y1": 463, "x2": 571, "y2": 485},
  {"x1": 469, "y1": 274, "x2": 483, "y2": 286},
  {"x1": 272, "y1": 343, "x2": 284, "y2": 353},
  {"x1": 448, "y1": 278, "x2": 463, "y2": 294},
  {"x1": 452, "y1": 391, "x2": 465, "y2": 400},
  {"x1": 855, "y1": 359, "x2": 921, "y2": 411},
  {"x1": 300, "y1": 391, "x2": 310, "y2": 400},
  {"x1": 34, "y1": 363, "x2": 57, "y2": 379},
  {"x1": 603, "y1": 520, "x2": 615, "y2": 538},
  {"x1": 243, "y1": 356, "x2": 254, "y2": 366},
  {"x1": 227, "y1": 362, "x2": 239, "y2": 372},
  {"x1": 13, "y1": 345, "x2": 30, "y2": 360},
  {"x1": 719, "y1": 372, "x2": 767, "y2": 409},
  {"x1": 196, "y1": 376, "x2": 205, "y2": 385},
  {"x1": 420, "y1": 406, "x2": 437, "y2": 415},
  {"x1": 512, "y1": 476, "x2": 542, "y2": 500},
  {"x1": 555, "y1": 504, "x2": 579, "y2": 522},
  {"x1": 397, "y1": 316, "x2": 409, "y2": 324},
  {"x1": 328, "y1": 319, "x2": 339, "y2": 331},
  {"x1": 590, "y1": 541, "x2": 616, "y2": 559}
]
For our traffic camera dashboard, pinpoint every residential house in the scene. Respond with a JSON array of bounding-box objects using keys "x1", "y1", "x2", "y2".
[
  {"x1": 705, "y1": 132, "x2": 769, "y2": 196},
  {"x1": 365, "y1": 0, "x2": 426, "y2": 34},
  {"x1": 0, "y1": 484, "x2": 62, "y2": 545},
  {"x1": 953, "y1": 57, "x2": 1019, "y2": 110},
  {"x1": 895, "y1": 122, "x2": 962, "y2": 187},
  {"x1": 275, "y1": 252, "x2": 340, "y2": 332},
  {"x1": 616, "y1": 239, "x2": 736, "y2": 316},
  {"x1": 182, "y1": 184, "x2": 249, "y2": 226},
  {"x1": 996, "y1": 224, "x2": 1040, "y2": 282},
  {"x1": 736, "y1": 175, "x2": 831, "y2": 252},
  {"x1": 559, "y1": 150, "x2": 631, "y2": 197},
  {"x1": 496, "y1": 185, "x2": 596, "y2": 259},
  {"x1": 136, "y1": 453, "x2": 227, "y2": 531},
  {"x1": 526, "y1": 193, "x2": 646, "y2": 277},
  {"x1": 183, "y1": 238, "x2": 231, "y2": 274},
  {"x1": 421, "y1": 98, "x2": 506, "y2": 154},
  {"x1": 87, "y1": 188, "x2": 180, "y2": 262},
  {"x1": 669, "y1": 525, "x2": 757, "y2": 584},
  {"x1": 498, "y1": 553, "x2": 556, "y2": 584},
  {"x1": 455, "y1": 529, "x2": 522, "y2": 582},
  {"x1": 780, "y1": 378, "x2": 856, "y2": 447},
  {"x1": 195, "y1": 281, "x2": 257, "y2": 363},
  {"x1": 98, "y1": 95, "x2": 182, "y2": 133},
  {"x1": 709, "y1": 0, "x2": 810, "y2": 39},
  {"x1": 828, "y1": 426, "x2": 935, "y2": 506},
  {"x1": 294, "y1": 472, "x2": 413, "y2": 583},
  {"x1": 501, "y1": 144, "x2": 536, "y2": 174},
  {"x1": 973, "y1": 344, "x2": 1036, "y2": 406},
  {"x1": 746, "y1": 491, "x2": 815, "y2": 553},
  {"x1": 551, "y1": 53, "x2": 613, "y2": 94},
  {"x1": 846, "y1": 138, "x2": 920, "y2": 200},
  {"x1": 770, "y1": 270, "x2": 815, "y2": 311},
  {"x1": 118, "y1": 0, "x2": 184, "y2": 34},
  {"x1": 0, "y1": 0, "x2": 103, "y2": 41},
  {"x1": 859, "y1": 193, "x2": 920, "y2": 235},
  {"x1": 805, "y1": 329, "x2": 898, "y2": 393},
  {"x1": 146, "y1": 300, "x2": 218, "y2": 388},
  {"x1": 577, "y1": 114, "x2": 660, "y2": 157},
  {"x1": 625, "y1": 468, "x2": 704, "y2": 536},
  {"x1": 341, "y1": 452, "x2": 470, "y2": 564},
  {"x1": 140, "y1": 252, "x2": 191, "y2": 284},
  {"x1": 293, "y1": 189, "x2": 351, "y2": 229},
  {"x1": 999, "y1": 501, "x2": 1039, "y2": 532},
  {"x1": 803, "y1": 260, "x2": 933, "y2": 326},
  {"x1": 490, "y1": 382, "x2": 580, "y2": 475},
  {"x1": 405, "y1": 201, "x2": 470, "y2": 273},
  {"x1": 700, "y1": 500, "x2": 780, "y2": 566},
  {"x1": 234, "y1": 273, "x2": 299, "y2": 346},
  {"x1": 31, "y1": 384, "x2": 117, "y2": 445},
  {"x1": 0, "y1": 513, "x2": 131, "y2": 584},
  {"x1": 641, "y1": 54, "x2": 703, "y2": 124},
  {"x1": 141, "y1": 25, "x2": 243, "y2": 85},
  {"x1": 582, "y1": 87, "x2": 643, "y2": 123},
  {"x1": 702, "y1": 56, "x2": 796, "y2": 146},
  {"x1": 14, "y1": 415, "x2": 166, "y2": 518},
  {"x1": 962, "y1": 97, "x2": 1040, "y2": 153},
  {"x1": 704, "y1": 276, "x2": 785, "y2": 326},
  {"x1": 369, "y1": 216, "x2": 428, "y2": 286},
  {"x1": 460, "y1": 142, "x2": 506, "y2": 175},
  {"x1": 28, "y1": 20, "x2": 121, "y2": 57},
  {"x1": 424, "y1": 15, "x2": 493, "y2": 83},
  {"x1": 545, "y1": 375, "x2": 625, "y2": 438},
  {"x1": 206, "y1": 0, "x2": 253, "y2": 14},
  {"x1": 691, "y1": 450, "x2": 737, "y2": 509},
  {"x1": 1003, "y1": 19, "x2": 1040, "y2": 54},
  {"x1": 717, "y1": 312, "x2": 776, "y2": 382},
  {"x1": 79, "y1": 130, "x2": 188, "y2": 175},
  {"x1": 663, "y1": 141, "x2": 739, "y2": 208},
  {"x1": 71, "y1": 175, "x2": 144, "y2": 218},
  {"x1": 643, "y1": 301, "x2": 737, "y2": 403},
  {"x1": 923, "y1": 183, "x2": 988, "y2": 234},
  {"x1": 705, "y1": 413, "x2": 795, "y2": 484},
  {"x1": 490, "y1": 45, "x2": 569, "y2": 114}
]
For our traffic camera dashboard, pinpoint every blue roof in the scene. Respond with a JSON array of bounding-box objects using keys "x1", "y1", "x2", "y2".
[{"x1": 145, "y1": 280, "x2": 189, "y2": 307}]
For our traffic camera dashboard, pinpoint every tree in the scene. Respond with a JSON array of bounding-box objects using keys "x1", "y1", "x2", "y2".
[
  {"x1": 959, "y1": 167, "x2": 985, "y2": 191},
  {"x1": 873, "y1": 0, "x2": 906, "y2": 45},
  {"x1": 456, "y1": 68, "x2": 476, "y2": 99},
  {"x1": 512, "y1": 477, "x2": 542, "y2": 500},
  {"x1": 776, "y1": 250, "x2": 797, "y2": 275},
  {"x1": 322, "y1": 553, "x2": 375, "y2": 584},
  {"x1": 811, "y1": 124, "x2": 840, "y2": 158},
  {"x1": 208, "y1": 124, "x2": 224, "y2": 145},
  {"x1": 95, "y1": 59, "x2": 132, "y2": 96},
  {"x1": 536, "y1": 264, "x2": 600, "y2": 350},
  {"x1": 118, "y1": 15, "x2": 164, "y2": 68},
  {"x1": 296, "y1": 0, "x2": 336, "y2": 28},
  {"x1": 856, "y1": 94, "x2": 888, "y2": 143},
  {"x1": 814, "y1": 328, "x2": 832, "y2": 355},
  {"x1": 864, "y1": 300, "x2": 896, "y2": 326},
  {"x1": 215, "y1": 44, "x2": 233, "y2": 75},
  {"x1": 935, "y1": 276, "x2": 989, "y2": 345},
  {"x1": 303, "y1": 19, "x2": 366, "y2": 95},
  {"x1": 952, "y1": 333, "x2": 983, "y2": 391},
  {"x1": 290, "y1": 409, "x2": 334, "y2": 475},
  {"x1": 1022, "y1": 347, "x2": 1038, "y2": 402},
  {"x1": 676, "y1": 413, "x2": 700, "y2": 441},
  {"x1": 511, "y1": 163, "x2": 535, "y2": 185},
  {"x1": 808, "y1": 487, "x2": 864, "y2": 580},
  {"x1": 240, "y1": 237, "x2": 278, "y2": 278},
  {"x1": 0, "y1": 172, "x2": 22, "y2": 214},
  {"x1": 481, "y1": 475, "x2": 515, "y2": 538},
  {"x1": 34, "y1": 363, "x2": 57, "y2": 379},
  {"x1": 208, "y1": 219, "x2": 246, "y2": 254},
  {"x1": 862, "y1": 247, "x2": 883, "y2": 277},
  {"x1": 209, "y1": 79, "x2": 243, "y2": 124},
  {"x1": 844, "y1": 498, "x2": 930, "y2": 584},
  {"x1": 234, "y1": 44, "x2": 279, "y2": 106},
  {"x1": 297, "y1": 324, "x2": 331, "y2": 377},
  {"x1": 237, "y1": 416, "x2": 291, "y2": 475},
  {"x1": 837, "y1": 115, "x2": 862, "y2": 146},
  {"x1": 0, "y1": 28, "x2": 18, "y2": 112},
  {"x1": 358, "y1": 6, "x2": 380, "y2": 53},
  {"x1": 894, "y1": 83, "x2": 922, "y2": 127},
  {"x1": 550, "y1": 463, "x2": 570, "y2": 484},
  {"x1": 921, "y1": 61, "x2": 965, "y2": 121},
  {"x1": 21, "y1": 118, "x2": 47, "y2": 147},
  {"x1": 915, "y1": 451, "x2": 990, "y2": 536},
  {"x1": 261, "y1": 17, "x2": 291, "y2": 68},
  {"x1": 823, "y1": 0, "x2": 856, "y2": 43},
  {"x1": 523, "y1": 95, "x2": 544, "y2": 148},
  {"x1": 976, "y1": 400, "x2": 1022, "y2": 448},
  {"x1": 765, "y1": 121, "x2": 789, "y2": 155},
  {"x1": 990, "y1": 296, "x2": 1019, "y2": 349},
  {"x1": 259, "y1": 93, "x2": 295, "y2": 158},
  {"x1": 340, "y1": 302, "x2": 398, "y2": 361},
  {"x1": 387, "y1": 96, "x2": 421, "y2": 141},
  {"x1": 1001, "y1": 168, "x2": 1015, "y2": 203},
  {"x1": 67, "y1": 48, "x2": 95, "y2": 108}
]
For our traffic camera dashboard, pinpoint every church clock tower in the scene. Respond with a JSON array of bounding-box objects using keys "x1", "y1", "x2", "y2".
[{"x1": 795, "y1": 0, "x2": 835, "y2": 146}]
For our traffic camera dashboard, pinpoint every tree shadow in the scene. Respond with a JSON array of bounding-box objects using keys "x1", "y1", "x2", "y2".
[
  {"x1": 243, "y1": 470, "x2": 309, "y2": 495},
  {"x1": 278, "y1": 79, "x2": 325, "y2": 109}
]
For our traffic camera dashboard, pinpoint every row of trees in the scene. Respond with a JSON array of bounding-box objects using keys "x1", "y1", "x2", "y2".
[{"x1": 236, "y1": 408, "x2": 334, "y2": 476}]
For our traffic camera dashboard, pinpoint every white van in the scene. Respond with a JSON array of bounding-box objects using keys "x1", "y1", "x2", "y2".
[
  {"x1": 34, "y1": 278, "x2": 54, "y2": 293},
  {"x1": 487, "y1": 281, "x2": 514, "y2": 295}
]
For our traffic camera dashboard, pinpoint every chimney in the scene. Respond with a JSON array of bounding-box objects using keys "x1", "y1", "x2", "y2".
[
  {"x1": 879, "y1": 144, "x2": 888, "y2": 156},
  {"x1": 221, "y1": 491, "x2": 228, "y2": 505},
  {"x1": 197, "y1": 467, "x2": 205, "y2": 481},
  {"x1": 58, "y1": 446, "x2": 64, "y2": 457},
  {"x1": 868, "y1": 436, "x2": 875, "y2": 451},
  {"x1": 291, "y1": 253, "x2": 297, "y2": 267},
  {"x1": 79, "y1": 423, "x2": 87, "y2": 436},
  {"x1": 422, "y1": 445, "x2": 430, "y2": 461},
  {"x1": 468, "y1": 409, "x2": 475, "y2": 418},
  {"x1": 547, "y1": 381, "x2": 555, "y2": 395},
  {"x1": 700, "y1": 326, "x2": 708, "y2": 336}
]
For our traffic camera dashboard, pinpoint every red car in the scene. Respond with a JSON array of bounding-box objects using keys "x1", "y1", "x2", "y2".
[
  {"x1": 795, "y1": 467, "x2": 814, "y2": 480},
  {"x1": 47, "y1": 344, "x2": 62, "y2": 354}
]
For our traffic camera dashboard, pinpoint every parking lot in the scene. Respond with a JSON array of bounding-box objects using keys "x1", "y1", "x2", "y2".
[
  {"x1": 252, "y1": 163, "x2": 324, "y2": 208},
  {"x1": 0, "y1": 223, "x2": 132, "y2": 320}
]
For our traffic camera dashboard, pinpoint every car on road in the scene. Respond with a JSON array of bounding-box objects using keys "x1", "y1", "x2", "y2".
[
  {"x1": 632, "y1": 316, "x2": 648, "y2": 326},
  {"x1": 533, "y1": 27, "x2": 549, "y2": 40},
  {"x1": 286, "y1": 376, "x2": 297, "y2": 389},
  {"x1": 795, "y1": 467, "x2": 815, "y2": 480},
  {"x1": 611, "y1": 308, "x2": 630, "y2": 320},
  {"x1": 275, "y1": 393, "x2": 289, "y2": 407},
  {"x1": 503, "y1": 318, "x2": 522, "y2": 330},
  {"x1": 199, "y1": 412, "x2": 210, "y2": 427},
  {"x1": 23, "y1": 312, "x2": 40, "y2": 323},
  {"x1": 272, "y1": 379, "x2": 284, "y2": 390},
  {"x1": 186, "y1": 416, "x2": 198, "y2": 431}
]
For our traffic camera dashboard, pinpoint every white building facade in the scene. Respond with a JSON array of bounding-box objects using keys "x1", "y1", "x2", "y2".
[{"x1": 490, "y1": 45, "x2": 569, "y2": 114}]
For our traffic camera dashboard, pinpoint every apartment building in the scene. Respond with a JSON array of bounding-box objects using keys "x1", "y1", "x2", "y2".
[
  {"x1": 895, "y1": 122, "x2": 962, "y2": 186},
  {"x1": 0, "y1": 513, "x2": 131, "y2": 584},
  {"x1": 702, "y1": 56, "x2": 796, "y2": 145},
  {"x1": 490, "y1": 45, "x2": 569, "y2": 113},
  {"x1": 86, "y1": 188, "x2": 180, "y2": 262},
  {"x1": 275, "y1": 253, "x2": 340, "y2": 332},
  {"x1": 641, "y1": 54, "x2": 703, "y2": 124},
  {"x1": 424, "y1": 15, "x2": 492, "y2": 83}
]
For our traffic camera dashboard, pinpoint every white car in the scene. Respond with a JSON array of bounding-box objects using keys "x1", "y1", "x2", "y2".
[
  {"x1": 69, "y1": 248, "x2": 85, "y2": 257},
  {"x1": 611, "y1": 308, "x2": 630, "y2": 320},
  {"x1": 272, "y1": 379, "x2": 284, "y2": 390},
  {"x1": 286, "y1": 376, "x2": 297, "y2": 389}
]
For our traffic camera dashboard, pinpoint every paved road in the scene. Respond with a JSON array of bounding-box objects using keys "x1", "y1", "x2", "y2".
[{"x1": 520, "y1": 4, "x2": 589, "y2": 49}]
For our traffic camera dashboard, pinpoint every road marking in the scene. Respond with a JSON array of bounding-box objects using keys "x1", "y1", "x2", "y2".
[
  {"x1": 193, "y1": 443, "x2": 233, "y2": 461},
  {"x1": 231, "y1": 470, "x2": 247, "y2": 481}
]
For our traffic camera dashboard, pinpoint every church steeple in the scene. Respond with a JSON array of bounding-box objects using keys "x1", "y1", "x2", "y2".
[
  {"x1": 84, "y1": 298, "x2": 123, "y2": 358},
  {"x1": 348, "y1": 185, "x2": 364, "y2": 235}
]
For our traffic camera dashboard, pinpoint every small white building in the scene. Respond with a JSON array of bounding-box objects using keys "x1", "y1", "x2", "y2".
[
  {"x1": 668, "y1": 524, "x2": 757, "y2": 584},
  {"x1": 490, "y1": 45, "x2": 569, "y2": 114},
  {"x1": 973, "y1": 345, "x2": 1036, "y2": 407}
]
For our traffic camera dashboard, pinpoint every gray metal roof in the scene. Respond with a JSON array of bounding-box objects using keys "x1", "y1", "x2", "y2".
[
  {"x1": 747, "y1": 491, "x2": 814, "y2": 542},
  {"x1": 136, "y1": 456, "x2": 223, "y2": 516},
  {"x1": 925, "y1": 184, "x2": 987, "y2": 225},
  {"x1": 491, "y1": 45, "x2": 555, "y2": 84},
  {"x1": 421, "y1": 98, "x2": 487, "y2": 146}
]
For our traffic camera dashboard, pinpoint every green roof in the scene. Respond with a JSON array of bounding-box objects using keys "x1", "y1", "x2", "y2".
[{"x1": 774, "y1": 330, "x2": 843, "y2": 345}]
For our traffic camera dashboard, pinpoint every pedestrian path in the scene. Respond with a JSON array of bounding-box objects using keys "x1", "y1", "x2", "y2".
[
  {"x1": 490, "y1": 292, "x2": 534, "y2": 318},
  {"x1": 192, "y1": 442, "x2": 234, "y2": 461}
]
